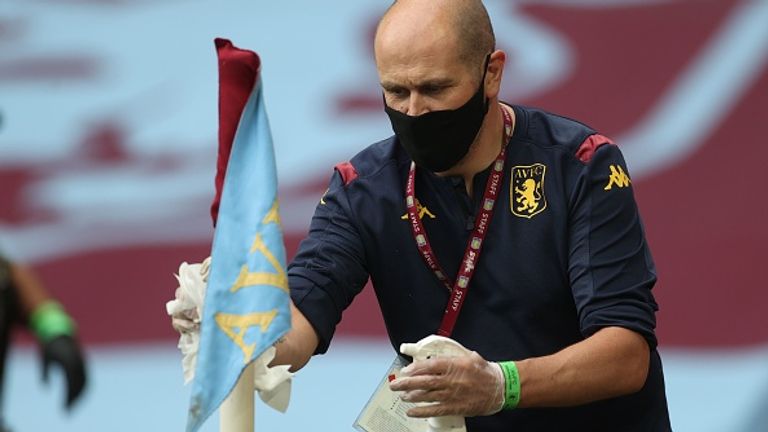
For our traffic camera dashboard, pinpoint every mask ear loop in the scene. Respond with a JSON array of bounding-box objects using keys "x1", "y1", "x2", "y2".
[
  {"x1": 481, "y1": 53, "x2": 492, "y2": 83},
  {"x1": 479, "y1": 52, "x2": 492, "y2": 112}
]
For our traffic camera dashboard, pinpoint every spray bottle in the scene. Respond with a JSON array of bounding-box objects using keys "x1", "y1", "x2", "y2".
[{"x1": 400, "y1": 335, "x2": 472, "y2": 432}]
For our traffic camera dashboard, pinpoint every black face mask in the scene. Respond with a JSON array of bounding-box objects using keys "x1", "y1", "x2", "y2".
[{"x1": 384, "y1": 55, "x2": 490, "y2": 172}]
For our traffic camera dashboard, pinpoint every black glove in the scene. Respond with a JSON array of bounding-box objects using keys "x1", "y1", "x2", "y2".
[{"x1": 41, "y1": 334, "x2": 87, "y2": 409}]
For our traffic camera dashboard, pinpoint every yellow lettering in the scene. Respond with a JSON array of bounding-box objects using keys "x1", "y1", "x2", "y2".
[
  {"x1": 229, "y1": 200, "x2": 288, "y2": 294},
  {"x1": 262, "y1": 200, "x2": 281, "y2": 226},
  {"x1": 215, "y1": 310, "x2": 278, "y2": 363},
  {"x1": 230, "y1": 234, "x2": 288, "y2": 294}
]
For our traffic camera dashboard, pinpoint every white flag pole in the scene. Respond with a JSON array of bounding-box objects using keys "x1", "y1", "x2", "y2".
[{"x1": 220, "y1": 362, "x2": 255, "y2": 432}]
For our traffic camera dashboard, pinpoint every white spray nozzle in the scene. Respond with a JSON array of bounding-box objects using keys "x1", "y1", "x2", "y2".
[
  {"x1": 400, "y1": 343, "x2": 419, "y2": 357},
  {"x1": 400, "y1": 335, "x2": 471, "y2": 360}
]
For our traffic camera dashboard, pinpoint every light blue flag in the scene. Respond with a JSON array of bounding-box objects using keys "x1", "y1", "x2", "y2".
[{"x1": 186, "y1": 38, "x2": 291, "y2": 432}]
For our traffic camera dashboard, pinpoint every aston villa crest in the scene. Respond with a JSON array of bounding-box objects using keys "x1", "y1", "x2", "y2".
[{"x1": 511, "y1": 163, "x2": 547, "y2": 218}]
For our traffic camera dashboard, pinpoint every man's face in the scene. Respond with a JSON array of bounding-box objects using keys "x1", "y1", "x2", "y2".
[{"x1": 375, "y1": 30, "x2": 481, "y2": 117}]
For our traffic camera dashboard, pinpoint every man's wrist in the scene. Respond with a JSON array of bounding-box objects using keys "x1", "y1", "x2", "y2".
[
  {"x1": 498, "y1": 361, "x2": 521, "y2": 410},
  {"x1": 29, "y1": 301, "x2": 75, "y2": 342}
]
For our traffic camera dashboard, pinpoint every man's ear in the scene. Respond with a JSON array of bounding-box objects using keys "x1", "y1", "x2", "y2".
[{"x1": 485, "y1": 50, "x2": 506, "y2": 99}]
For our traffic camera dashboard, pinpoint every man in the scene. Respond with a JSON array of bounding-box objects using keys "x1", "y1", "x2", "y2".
[
  {"x1": 273, "y1": 1, "x2": 671, "y2": 429},
  {"x1": 0, "y1": 253, "x2": 87, "y2": 431},
  {"x1": 179, "y1": 0, "x2": 671, "y2": 429}
]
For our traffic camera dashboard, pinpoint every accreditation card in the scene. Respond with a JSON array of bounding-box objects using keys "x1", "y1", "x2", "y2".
[{"x1": 353, "y1": 356, "x2": 429, "y2": 432}]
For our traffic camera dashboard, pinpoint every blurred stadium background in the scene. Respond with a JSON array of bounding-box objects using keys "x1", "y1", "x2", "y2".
[{"x1": 1, "y1": 0, "x2": 767, "y2": 430}]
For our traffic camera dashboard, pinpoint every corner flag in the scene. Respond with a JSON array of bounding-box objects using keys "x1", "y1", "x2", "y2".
[{"x1": 186, "y1": 38, "x2": 291, "y2": 432}]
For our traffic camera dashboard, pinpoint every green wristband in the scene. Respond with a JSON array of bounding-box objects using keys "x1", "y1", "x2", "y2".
[
  {"x1": 29, "y1": 301, "x2": 75, "y2": 342},
  {"x1": 499, "y1": 361, "x2": 521, "y2": 410}
]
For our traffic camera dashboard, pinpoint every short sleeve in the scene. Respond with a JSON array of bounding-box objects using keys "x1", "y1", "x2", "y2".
[
  {"x1": 287, "y1": 169, "x2": 369, "y2": 354},
  {"x1": 568, "y1": 143, "x2": 659, "y2": 348}
]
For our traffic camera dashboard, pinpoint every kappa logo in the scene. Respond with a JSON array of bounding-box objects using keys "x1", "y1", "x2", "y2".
[
  {"x1": 511, "y1": 163, "x2": 547, "y2": 218},
  {"x1": 604, "y1": 165, "x2": 631, "y2": 190},
  {"x1": 401, "y1": 198, "x2": 436, "y2": 220}
]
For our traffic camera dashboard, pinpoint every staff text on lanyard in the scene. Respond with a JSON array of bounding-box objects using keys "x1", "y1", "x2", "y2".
[{"x1": 405, "y1": 104, "x2": 514, "y2": 337}]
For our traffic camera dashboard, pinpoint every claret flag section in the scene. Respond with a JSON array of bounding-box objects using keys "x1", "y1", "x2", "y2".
[{"x1": 186, "y1": 38, "x2": 291, "y2": 432}]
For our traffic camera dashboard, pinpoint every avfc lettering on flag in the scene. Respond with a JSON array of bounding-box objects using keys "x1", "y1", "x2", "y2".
[{"x1": 511, "y1": 163, "x2": 547, "y2": 219}]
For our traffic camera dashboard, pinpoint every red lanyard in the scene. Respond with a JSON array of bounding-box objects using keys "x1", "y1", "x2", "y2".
[{"x1": 405, "y1": 105, "x2": 514, "y2": 337}]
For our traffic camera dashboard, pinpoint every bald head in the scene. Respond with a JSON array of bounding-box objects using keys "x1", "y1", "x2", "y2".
[{"x1": 376, "y1": 0, "x2": 495, "y2": 71}]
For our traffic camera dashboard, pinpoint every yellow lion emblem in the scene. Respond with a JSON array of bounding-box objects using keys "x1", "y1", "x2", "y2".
[
  {"x1": 511, "y1": 164, "x2": 547, "y2": 218},
  {"x1": 515, "y1": 178, "x2": 541, "y2": 214}
]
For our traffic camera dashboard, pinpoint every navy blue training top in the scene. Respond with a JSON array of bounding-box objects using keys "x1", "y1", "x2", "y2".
[{"x1": 289, "y1": 105, "x2": 671, "y2": 431}]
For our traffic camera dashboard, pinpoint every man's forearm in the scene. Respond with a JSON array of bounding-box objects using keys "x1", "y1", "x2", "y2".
[
  {"x1": 515, "y1": 326, "x2": 650, "y2": 408},
  {"x1": 9, "y1": 263, "x2": 52, "y2": 317},
  {"x1": 270, "y1": 301, "x2": 319, "y2": 372}
]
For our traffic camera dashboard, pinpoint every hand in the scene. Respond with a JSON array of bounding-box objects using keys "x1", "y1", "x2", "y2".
[
  {"x1": 389, "y1": 351, "x2": 504, "y2": 418},
  {"x1": 41, "y1": 334, "x2": 87, "y2": 409},
  {"x1": 171, "y1": 308, "x2": 200, "y2": 334},
  {"x1": 167, "y1": 258, "x2": 209, "y2": 335}
]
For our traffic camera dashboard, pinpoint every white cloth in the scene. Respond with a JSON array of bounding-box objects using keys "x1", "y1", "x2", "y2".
[
  {"x1": 166, "y1": 257, "x2": 293, "y2": 412},
  {"x1": 166, "y1": 258, "x2": 209, "y2": 384}
]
